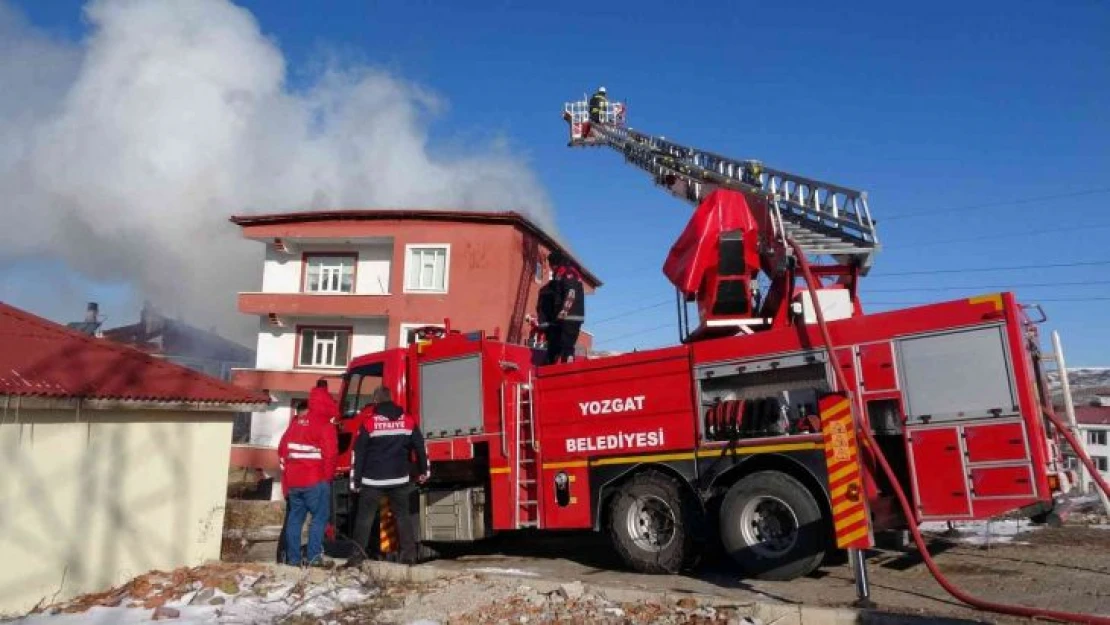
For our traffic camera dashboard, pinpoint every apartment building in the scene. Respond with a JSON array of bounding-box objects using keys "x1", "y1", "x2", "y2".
[{"x1": 229, "y1": 209, "x2": 601, "y2": 457}]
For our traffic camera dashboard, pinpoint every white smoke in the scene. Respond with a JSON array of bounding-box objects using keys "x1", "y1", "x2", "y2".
[{"x1": 0, "y1": 0, "x2": 552, "y2": 340}]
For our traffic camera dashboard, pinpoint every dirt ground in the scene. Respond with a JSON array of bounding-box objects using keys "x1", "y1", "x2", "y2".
[
  {"x1": 420, "y1": 525, "x2": 1110, "y2": 624},
  {"x1": 223, "y1": 492, "x2": 1110, "y2": 623}
]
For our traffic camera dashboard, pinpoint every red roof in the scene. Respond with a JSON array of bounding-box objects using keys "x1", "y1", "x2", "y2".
[
  {"x1": 229, "y1": 209, "x2": 602, "y2": 287},
  {"x1": 1075, "y1": 405, "x2": 1110, "y2": 426},
  {"x1": 0, "y1": 302, "x2": 268, "y2": 406}
]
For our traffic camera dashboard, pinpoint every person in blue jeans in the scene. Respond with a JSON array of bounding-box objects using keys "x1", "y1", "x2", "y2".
[{"x1": 278, "y1": 398, "x2": 338, "y2": 566}]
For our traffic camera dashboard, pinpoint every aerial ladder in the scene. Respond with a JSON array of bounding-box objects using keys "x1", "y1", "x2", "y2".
[
  {"x1": 563, "y1": 97, "x2": 880, "y2": 342},
  {"x1": 562, "y1": 93, "x2": 1110, "y2": 625}
]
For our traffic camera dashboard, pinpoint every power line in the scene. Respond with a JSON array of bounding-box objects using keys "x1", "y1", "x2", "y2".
[
  {"x1": 898, "y1": 223, "x2": 1110, "y2": 249},
  {"x1": 590, "y1": 273, "x2": 1110, "y2": 335},
  {"x1": 869, "y1": 296, "x2": 1110, "y2": 305},
  {"x1": 590, "y1": 300, "x2": 671, "y2": 325},
  {"x1": 866, "y1": 279, "x2": 1110, "y2": 292},
  {"x1": 883, "y1": 187, "x2": 1110, "y2": 222},
  {"x1": 594, "y1": 322, "x2": 673, "y2": 346},
  {"x1": 872, "y1": 259, "x2": 1110, "y2": 277}
]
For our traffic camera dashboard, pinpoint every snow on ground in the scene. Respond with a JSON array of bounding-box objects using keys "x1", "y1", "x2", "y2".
[
  {"x1": 12, "y1": 570, "x2": 375, "y2": 625},
  {"x1": 918, "y1": 519, "x2": 1040, "y2": 546}
]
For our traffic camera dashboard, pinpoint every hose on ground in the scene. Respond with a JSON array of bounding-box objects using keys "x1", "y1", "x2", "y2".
[{"x1": 788, "y1": 239, "x2": 1110, "y2": 625}]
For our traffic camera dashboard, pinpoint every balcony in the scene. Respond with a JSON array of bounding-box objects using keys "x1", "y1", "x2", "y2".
[
  {"x1": 238, "y1": 292, "x2": 390, "y2": 318},
  {"x1": 232, "y1": 368, "x2": 345, "y2": 395}
]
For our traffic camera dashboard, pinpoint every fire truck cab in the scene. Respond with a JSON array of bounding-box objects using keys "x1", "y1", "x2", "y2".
[{"x1": 329, "y1": 294, "x2": 1071, "y2": 580}]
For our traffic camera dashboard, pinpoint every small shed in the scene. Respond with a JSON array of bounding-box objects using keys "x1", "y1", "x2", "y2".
[{"x1": 0, "y1": 303, "x2": 267, "y2": 614}]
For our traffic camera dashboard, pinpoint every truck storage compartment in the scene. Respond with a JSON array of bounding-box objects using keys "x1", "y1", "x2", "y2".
[
  {"x1": 896, "y1": 325, "x2": 1019, "y2": 425},
  {"x1": 970, "y1": 466, "x2": 1033, "y2": 498},
  {"x1": 419, "y1": 355, "x2": 484, "y2": 438},
  {"x1": 907, "y1": 427, "x2": 971, "y2": 518},
  {"x1": 419, "y1": 486, "x2": 490, "y2": 542},
  {"x1": 963, "y1": 421, "x2": 1028, "y2": 463}
]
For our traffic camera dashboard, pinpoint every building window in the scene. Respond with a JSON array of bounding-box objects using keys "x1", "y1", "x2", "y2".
[
  {"x1": 405, "y1": 245, "x2": 449, "y2": 293},
  {"x1": 304, "y1": 254, "x2": 356, "y2": 293},
  {"x1": 399, "y1": 322, "x2": 445, "y2": 347},
  {"x1": 298, "y1": 327, "x2": 351, "y2": 368},
  {"x1": 1088, "y1": 430, "x2": 1108, "y2": 446},
  {"x1": 1093, "y1": 456, "x2": 1109, "y2": 472}
]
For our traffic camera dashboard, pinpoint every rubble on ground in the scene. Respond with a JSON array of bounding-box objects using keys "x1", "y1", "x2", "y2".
[{"x1": 442, "y1": 583, "x2": 761, "y2": 625}]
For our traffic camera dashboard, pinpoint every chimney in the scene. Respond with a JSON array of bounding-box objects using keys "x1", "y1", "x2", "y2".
[{"x1": 85, "y1": 302, "x2": 99, "y2": 323}]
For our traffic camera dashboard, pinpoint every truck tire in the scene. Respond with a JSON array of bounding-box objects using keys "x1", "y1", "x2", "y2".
[
  {"x1": 608, "y1": 471, "x2": 702, "y2": 574},
  {"x1": 719, "y1": 471, "x2": 826, "y2": 581}
]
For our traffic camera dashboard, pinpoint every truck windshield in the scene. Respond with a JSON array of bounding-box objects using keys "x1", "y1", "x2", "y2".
[{"x1": 342, "y1": 363, "x2": 382, "y2": 419}]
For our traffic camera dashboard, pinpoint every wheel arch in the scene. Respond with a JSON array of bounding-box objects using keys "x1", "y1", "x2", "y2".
[{"x1": 593, "y1": 462, "x2": 700, "y2": 532}]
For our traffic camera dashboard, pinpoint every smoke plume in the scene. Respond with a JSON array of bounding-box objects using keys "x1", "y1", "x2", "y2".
[{"x1": 0, "y1": 0, "x2": 552, "y2": 341}]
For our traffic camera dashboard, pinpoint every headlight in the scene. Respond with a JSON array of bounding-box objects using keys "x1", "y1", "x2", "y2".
[{"x1": 554, "y1": 471, "x2": 569, "y2": 488}]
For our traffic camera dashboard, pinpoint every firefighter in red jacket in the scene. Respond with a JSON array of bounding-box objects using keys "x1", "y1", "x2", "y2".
[
  {"x1": 344, "y1": 386, "x2": 429, "y2": 567},
  {"x1": 278, "y1": 398, "x2": 338, "y2": 567},
  {"x1": 308, "y1": 378, "x2": 340, "y2": 424}
]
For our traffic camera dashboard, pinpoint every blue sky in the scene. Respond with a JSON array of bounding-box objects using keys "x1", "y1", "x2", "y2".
[{"x1": 5, "y1": 0, "x2": 1110, "y2": 364}]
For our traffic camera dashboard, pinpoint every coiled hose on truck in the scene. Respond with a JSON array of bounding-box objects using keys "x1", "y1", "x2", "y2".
[{"x1": 788, "y1": 239, "x2": 1110, "y2": 625}]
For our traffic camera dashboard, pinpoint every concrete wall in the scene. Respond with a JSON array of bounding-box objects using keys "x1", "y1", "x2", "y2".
[{"x1": 0, "y1": 408, "x2": 233, "y2": 615}]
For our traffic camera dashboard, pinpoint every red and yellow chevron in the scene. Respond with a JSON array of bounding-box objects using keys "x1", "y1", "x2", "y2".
[
  {"x1": 379, "y1": 496, "x2": 398, "y2": 554},
  {"x1": 819, "y1": 394, "x2": 874, "y2": 550}
]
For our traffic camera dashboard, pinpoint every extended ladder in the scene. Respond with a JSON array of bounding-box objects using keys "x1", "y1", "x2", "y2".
[
  {"x1": 563, "y1": 99, "x2": 880, "y2": 272},
  {"x1": 514, "y1": 377, "x2": 541, "y2": 529}
]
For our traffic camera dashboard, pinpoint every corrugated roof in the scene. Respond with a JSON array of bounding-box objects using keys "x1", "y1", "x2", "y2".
[
  {"x1": 229, "y1": 209, "x2": 602, "y2": 287},
  {"x1": 0, "y1": 302, "x2": 268, "y2": 406}
]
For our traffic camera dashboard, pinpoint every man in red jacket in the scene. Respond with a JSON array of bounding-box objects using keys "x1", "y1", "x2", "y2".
[
  {"x1": 278, "y1": 399, "x2": 338, "y2": 567},
  {"x1": 308, "y1": 378, "x2": 340, "y2": 424}
]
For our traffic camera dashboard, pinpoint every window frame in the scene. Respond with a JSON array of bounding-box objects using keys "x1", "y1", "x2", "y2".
[
  {"x1": 301, "y1": 252, "x2": 359, "y2": 294},
  {"x1": 294, "y1": 324, "x2": 354, "y2": 370},
  {"x1": 1088, "y1": 429, "x2": 1108, "y2": 446},
  {"x1": 1093, "y1": 455, "x2": 1109, "y2": 472},
  {"x1": 403, "y1": 244, "x2": 451, "y2": 294},
  {"x1": 398, "y1": 322, "x2": 446, "y2": 348}
]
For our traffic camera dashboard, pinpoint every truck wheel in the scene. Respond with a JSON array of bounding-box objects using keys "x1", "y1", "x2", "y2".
[
  {"x1": 608, "y1": 471, "x2": 701, "y2": 574},
  {"x1": 719, "y1": 471, "x2": 826, "y2": 581}
]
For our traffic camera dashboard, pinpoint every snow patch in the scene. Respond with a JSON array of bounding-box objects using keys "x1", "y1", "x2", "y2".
[{"x1": 919, "y1": 519, "x2": 1040, "y2": 546}]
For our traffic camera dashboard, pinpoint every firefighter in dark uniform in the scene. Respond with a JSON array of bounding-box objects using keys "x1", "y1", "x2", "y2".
[
  {"x1": 535, "y1": 268, "x2": 559, "y2": 354},
  {"x1": 545, "y1": 252, "x2": 586, "y2": 364},
  {"x1": 344, "y1": 386, "x2": 429, "y2": 567},
  {"x1": 588, "y1": 86, "x2": 608, "y2": 123}
]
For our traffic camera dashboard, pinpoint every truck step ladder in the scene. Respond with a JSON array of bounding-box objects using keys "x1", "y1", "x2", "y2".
[
  {"x1": 514, "y1": 379, "x2": 541, "y2": 529},
  {"x1": 563, "y1": 99, "x2": 880, "y2": 272}
]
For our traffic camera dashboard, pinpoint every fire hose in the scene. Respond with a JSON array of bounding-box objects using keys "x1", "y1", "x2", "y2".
[{"x1": 789, "y1": 239, "x2": 1110, "y2": 625}]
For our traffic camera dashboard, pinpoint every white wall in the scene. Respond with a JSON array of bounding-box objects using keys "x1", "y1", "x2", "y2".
[
  {"x1": 250, "y1": 391, "x2": 292, "y2": 449},
  {"x1": 261, "y1": 245, "x2": 301, "y2": 292},
  {"x1": 356, "y1": 243, "x2": 392, "y2": 295},
  {"x1": 1077, "y1": 424, "x2": 1109, "y2": 493},
  {"x1": 254, "y1": 316, "x2": 387, "y2": 371},
  {"x1": 259, "y1": 241, "x2": 393, "y2": 295},
  {"x1": 0, "y1": 409, "x2": 233, "y2": 614}
]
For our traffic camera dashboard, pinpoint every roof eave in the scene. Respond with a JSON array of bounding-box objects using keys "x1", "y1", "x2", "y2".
[
  {"x1": 229, "y1": 209, "x2": 603, "y2": 288},
  {"x1": 1, "y1": 394, "x2": 268, "y2": 413}
]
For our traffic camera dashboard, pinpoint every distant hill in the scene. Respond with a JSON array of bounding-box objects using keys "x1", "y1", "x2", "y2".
[{"x1": 1047, "y1": 368, "x2": 1110, "y2": 405}]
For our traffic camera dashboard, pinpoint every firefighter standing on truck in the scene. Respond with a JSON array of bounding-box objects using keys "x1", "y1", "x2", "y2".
[
  {"x1": 277, "y1": 398, "x2": 337, "y2": 567},
  {"x1": 545, "y1": 251, "x2": 586, "y2": 364},
  {"x1": 345, "y1": 386, "x2": 429, "y2": 567}
]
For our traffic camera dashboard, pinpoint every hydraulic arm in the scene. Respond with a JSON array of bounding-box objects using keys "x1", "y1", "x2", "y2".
[{"x1": 562, "y1": 97, "x2": 881, "y2": 339}]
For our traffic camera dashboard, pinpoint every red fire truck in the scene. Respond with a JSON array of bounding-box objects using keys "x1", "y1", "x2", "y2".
[{"x1": 326, "y1": 97, "x2": 1076, "y2": 582}]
